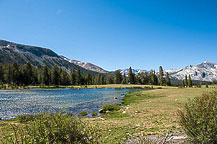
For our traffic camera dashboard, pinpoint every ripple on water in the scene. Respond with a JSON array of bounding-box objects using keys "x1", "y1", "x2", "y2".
[{"x1": 0, "y1": 88, "x2": 140, "y2": 120}]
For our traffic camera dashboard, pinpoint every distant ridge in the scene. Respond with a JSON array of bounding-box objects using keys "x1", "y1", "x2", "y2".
[
  {"x1": 61, "y1": 56, "x2": 108, "y2": 73},
  {"x1": 166, "y1": 61, "x2": 217, "y2": 82},
  {"x1": 0, "y1": 39, "x2": 106, "y2": 74},
  {"x1": 118, "y1": 61, "x2": 217, "y2": 82}
]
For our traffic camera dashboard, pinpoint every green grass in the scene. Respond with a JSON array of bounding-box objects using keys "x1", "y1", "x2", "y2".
[
  {"x1": 0, "y1": 85, "x2": 215, "y2": 143},
  {"x1": 122, "y1": 90, "x2": 164, "y2": 106},
  {"x1": 86, "y1": 87, "x2": 216, "y2": 143}
]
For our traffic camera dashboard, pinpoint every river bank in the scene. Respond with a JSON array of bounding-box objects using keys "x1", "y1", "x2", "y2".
[{"x1": 0, "y1": 84, "x2": 177, "y2": 90}]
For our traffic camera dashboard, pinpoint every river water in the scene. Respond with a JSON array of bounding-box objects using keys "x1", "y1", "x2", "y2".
[{"x1": 0, "y1": 88, "x2": 139, "y2": 120}]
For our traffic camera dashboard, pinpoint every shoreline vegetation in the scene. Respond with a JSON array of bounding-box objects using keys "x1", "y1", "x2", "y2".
[
  {"x1": 0, "y1": 84, "x2": 216, "y2": 143},
  {"x1": 0, "y1": 84, "x2": 177, "y2": 90}
]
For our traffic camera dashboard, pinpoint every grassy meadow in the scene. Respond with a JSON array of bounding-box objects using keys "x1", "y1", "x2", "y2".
[
  {"x1": 85, "y1": 87, "x2": 215, "y2": 143},
  {"x1": 0, "y1": 85, "x2": 216, "y2": 143}
]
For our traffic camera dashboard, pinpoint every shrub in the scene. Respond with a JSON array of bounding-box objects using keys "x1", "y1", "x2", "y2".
[
  {"x1": 2, "y1": 112, "x2": 99, "y2": 143},
  {"x1": 92, "y1": 112, "x2": 98, "y2": 117},
  {"x1": 178, "y1": 91, "x2": 217, "y2": 144},
  {"x1": 17, "y1": 114, "x2": 39, "y2": 123},
  {"x1": 79, "y1": 112, "x2": 88, "y2": 117},
  {"x1": 99, "y1": 103, "x2": 121, "y2": 113}
]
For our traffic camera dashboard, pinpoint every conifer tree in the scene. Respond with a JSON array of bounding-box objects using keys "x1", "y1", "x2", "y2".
[
  {"x1": 121, "y1": 73, "x2": 127, "y2": 84},
  {"x1": 60, "y1": 69, "x2": 69, "y2": 85},
  {"x1": 188, "y1": 74, "x2": 192, "y2": 87},
  {"x1": 127, "y1": 67, "x2": 135, "y2": 84},
  {"x1": 150, "y1": 70, "x2": 158, "y2": 85},
  {"x1": 185, "y1": 75, "x2": 188, "y2": 87},
  {"x1": 99, "y1": 74, "x2": 104, "y2": 85},
  {"x1": 70, "y1": 68, "x2": 76, "y2": 85},
  {"x1": 11, "y1": 62, "x2": 21, "y2": 85},
  {"x1": 158, "y1": 66, "x2": 164, "y2": 86},
  {"x1": 23, "y1": 62, "x2": 33, "y2": 85},
  {"x1": 114, "y1": 70, "x2": 122, "y2": 84},
  {"x1": 182, "y1": 80, "x2": 185, "y2": 87},
  {"x1": 165, "y1": 72, "x2": 171, "y2": 86},
  {"x1": 84, "y1": 72, "x2": 92, "y2": 85},
  {"x1": 5, "y1": 64, "x2": 12, "y2": 84},
  {"x1": 106, "y1": 75, "x2": 113, "y2": 84},
  {"x1": 76, "y1": 69, "x2": 82, "y2": 85},
  {"x1": 0, "y1": 64, "x2": 4, "y2": 83},
  {"x1": 41, "y1": 66, "x2": 49, "y2": 85},
  {"x1": 51, "y1": 65, "x2": 60, "y2": 85}
]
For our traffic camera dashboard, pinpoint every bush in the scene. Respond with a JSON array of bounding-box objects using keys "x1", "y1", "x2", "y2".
[
  {"x1": 178, "y1": 91, "x2": 217, "y2": 144},
  {"x1": 79, "y1": 112, "x2": 88, "y2": 117},
  {"x1": 2, "y1": 112, "x2": 99, "y2": 143},
  {"x1": 17, "y1": 114, "x2": 39, "y2": 123},
  {"x1": 99, "y1": 103, "x2": 121, "y2": 113},
  {"x1": 92, "y1": 112, "x2": 98, "y2": 117}
]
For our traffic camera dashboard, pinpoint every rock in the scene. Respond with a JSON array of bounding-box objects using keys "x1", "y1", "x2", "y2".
[
  {"x1": 172, "y1": 136, "x2": 187, "y2": 140},
  {"x1": 135, "y1": 124, "x2": 140, "y2": 127},
  {"x1": 98, "y1": 109, "x2": 103, "y2": 113},
  {"x1": 99, "y1": 117, "x2": 105, "y2": 121}
]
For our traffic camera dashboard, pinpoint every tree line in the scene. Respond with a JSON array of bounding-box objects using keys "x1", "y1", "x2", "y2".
[
  {"x1": 0, "y1": 62, "x2": 171, "y2": 86},
  {"x1": 112, "y1": 66, "x2": 171, "y2": 86},
  {"x1": 0, "y1": 62, "x2": 106, "y2": 86}
]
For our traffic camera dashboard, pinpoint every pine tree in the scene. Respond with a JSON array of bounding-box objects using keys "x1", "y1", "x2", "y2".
[
  {"x1": 11, "y1": 62, "x2": 21, "y2": 85},
  {"x1": 41, "y1": 66, "x2": 49, "y2": 85},
  {"x1": 70, "y1": 68, "x2": 76, "y2": 85},
  {"x1": 185, "y1": 75, "x2": 188, "y2": 87},
  {"x1": 5, "y1": 64, "x2": 12, "y2": 84},
  {"x1": 84, "y1": 72, "x2": 92, "y2": 85},
  {"x1": 76, "y1": 69, "x2": 82, "y2": 85},
  {"x1": 114, "y1": 70, "x2": 122, "y2": 84},
  {"x1": 158, "y1": 66, "x2": 164, "y2": 86},
  {"x1": 0, "y1": 64, "x2": 4, "y2": 83},
  {"x1": 51, "y1": 65, "x2": 60, "y2": 85},
  {"x1": 23, "y1": 62, "x2": 33, "y2": 85},
  {"x1": 150, "y1": 70, "x2": 158, "y2": 85},
  {"x1": 99, "y1": 75, "x2": 105, "y2": 85},
  {"x1": 127, "y1": 67, "x2": 135, "y2": 84},
  {"x1": 106, "y1": 75, "x2": 113, "y2": 84},
  {"x1": 121, "y1": 73, "x2": 127, "y2": 84},
  {"x1": 165, "y1": 72, "x2": 171, "y2": 86},
  {"x1": 182, "y1": 80, "x2": 185, "y2": 87},
  {"x1": 188, "y1": 74, "x2": 192, "y2": 87},
  {"x1": 60, "y1": 69, "x2": 69, "y2": 85}
]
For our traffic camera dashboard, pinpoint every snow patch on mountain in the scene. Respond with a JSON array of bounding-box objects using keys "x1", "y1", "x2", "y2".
[
  {"x1": 166, "y1": 61, "x2": 217, "y2": 82},
  {"x1": 118, "y1": 61, "x2": 217, "y2": 82},
  {"x1": 118, "y1": 69, "x2": 147, "y2": 76},
  {"x1": 62, "y1": 56, "x2": 108, "y2": 73}
]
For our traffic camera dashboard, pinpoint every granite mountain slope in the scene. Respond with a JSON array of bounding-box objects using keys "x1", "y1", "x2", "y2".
[{"x1": 0, "y1": 40, "x2": 105, "y2": 74}]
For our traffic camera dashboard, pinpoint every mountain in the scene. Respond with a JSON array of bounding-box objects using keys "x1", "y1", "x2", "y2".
[
  {"x1": 166, "y1": 61, "x2": 217, "y2": 82},
  {"x1": 61, "y1": 56, "x2": 108, "y2": 73},
  {"x1": 0, "y1": 39, "x2": 105, "y2": 74},
  {"x1": 119, "y1": 61, "x2": 217, "y2": 82},
  {"x1": 118, "y1": 69, "x2": 147, "y2": 75}
]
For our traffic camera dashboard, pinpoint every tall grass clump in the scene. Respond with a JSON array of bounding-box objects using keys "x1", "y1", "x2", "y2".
[
  {"x1": 178, "y1": 91, "x2": 217, "y2": 144},
  {"x1": 2, "y1": 112, "x2": 100, "y2": 144},
  {"x1": 99, "y1": 103, "x2": 121, "y2": 113}
]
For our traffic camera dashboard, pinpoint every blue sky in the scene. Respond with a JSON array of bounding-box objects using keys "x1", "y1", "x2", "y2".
[{"x1": 0, "y1": 0, "x2": 217, "y2": 71}]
